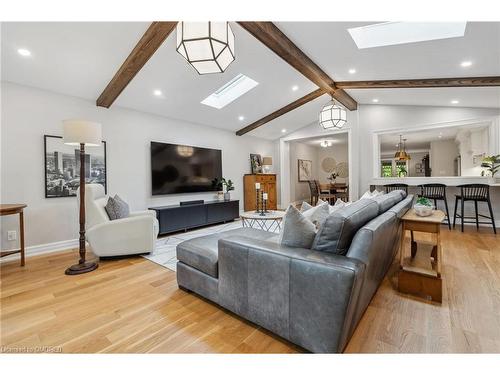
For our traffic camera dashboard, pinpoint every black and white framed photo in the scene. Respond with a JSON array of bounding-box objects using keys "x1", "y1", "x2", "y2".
[{"x1": 44, "y1": 135, "x2": 107, "y2": 198}]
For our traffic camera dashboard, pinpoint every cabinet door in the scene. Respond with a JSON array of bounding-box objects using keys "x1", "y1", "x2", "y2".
[{"x1": 267, "y1": 182, "x2": 277, "y2": 209}]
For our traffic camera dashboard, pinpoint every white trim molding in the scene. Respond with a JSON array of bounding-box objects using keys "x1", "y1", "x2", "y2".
[{"x1": 0, "y1": 238, "x2": 77, "y2": 263}]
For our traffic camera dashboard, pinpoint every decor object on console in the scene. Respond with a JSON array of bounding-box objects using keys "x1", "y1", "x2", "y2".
[
  {"x1": 413, "y1": 197, "x2": 434, "y2": 217},
  {"x1": 221, "y1": 178, "x2": 234, "y2": 201},
  {"x1": 62, "y1": 120, "x2": 102, "y2": 275},
  {"x1": 84, "y1": 184, "x2": 159, "y2": 257},
  {"x1": 262, "y1": 156, "x2": 273, "y2": 173},
  {"x1": 250, "y1": 153, "x2": 262, "y2": 174},
  {"x1": 176, "y1": 22, "x2": 235, "y2": 74},
  {"x1": 44, "y1": 135, "x2": 106, "y2": 198},
  {"x1": 319, "y1": 98, "x2": 347, "y2": 129},
  {"x1": 243, "y1": 174, "x2": 277, "y2": 211},
  {"x1": 298, "y1": 159, "x2": 312, "y2": 181}
]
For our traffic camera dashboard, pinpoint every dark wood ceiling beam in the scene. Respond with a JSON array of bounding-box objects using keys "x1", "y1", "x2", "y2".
[
  {"x1": 335, "y1": 76, "x2": 500, "y2": 89},
  {"x1": 237, "y1": 21, "x2": 357, "y2": 111},
  {"x1": 236, "y1": 88, "x2": 325, "y2": 136},
  {"x1": 96, "y1": 22, "x2": 177, "y2": 108}
]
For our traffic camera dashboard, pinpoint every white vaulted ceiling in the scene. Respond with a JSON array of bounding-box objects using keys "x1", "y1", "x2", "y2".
[{"x1": 2, "y1": 21, "x2": 500, "y2": 140}]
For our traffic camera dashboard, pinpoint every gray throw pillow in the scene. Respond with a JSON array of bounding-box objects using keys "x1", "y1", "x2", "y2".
[
  {"x1": 105, "y1": 194, "x2": 130, "y2": 220},
  {"x1": 311, "y1": 199, "x2": 379, "y2": 255},
  {"x1": 302, "y1": 201, "x2": 330, "y2": 229},
  {"x1": 279, "y1": 205, "x2": 317, "y2": 248},
  {"x1": 300, "y1": 201, "x2": 313, "y2": 212}
]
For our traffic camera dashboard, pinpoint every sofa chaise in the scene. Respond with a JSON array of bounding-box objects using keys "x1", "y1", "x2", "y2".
[{"x1": 176, "y1": 191, "x2": 413, "y2": 353}]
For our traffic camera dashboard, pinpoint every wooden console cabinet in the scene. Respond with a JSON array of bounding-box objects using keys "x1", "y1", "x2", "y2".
[{"x1": 244, "y1": 174, "x2": 277, "y2": 211}]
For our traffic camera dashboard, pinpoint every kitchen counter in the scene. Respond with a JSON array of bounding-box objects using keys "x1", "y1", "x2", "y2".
[{"x1": 370, "y1": 176, "x2": 500, "y2": 187}]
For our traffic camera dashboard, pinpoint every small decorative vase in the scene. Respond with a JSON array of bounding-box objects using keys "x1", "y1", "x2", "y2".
[
  {"x1": 224, "y1": 192, "x2": 231, "y2": 201},
  {"x1": 414, "y1": 203, "x2": 434, "y2": 217}
]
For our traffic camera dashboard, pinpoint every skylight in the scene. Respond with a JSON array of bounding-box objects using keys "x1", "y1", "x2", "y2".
[
  {"x1": 348, "y1": 22, "x2": 467, "y2": 49},
  {"x1": 201, "y1": 74, "x2": 259, "y2": 109}
]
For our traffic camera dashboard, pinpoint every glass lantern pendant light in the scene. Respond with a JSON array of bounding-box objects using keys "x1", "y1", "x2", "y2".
[
  {"x1": 319, "y1": 98, "x2": 347, "y2": 129},
  {"x1": 176, "y1": 22, "x2": 235, "y2": 75}
]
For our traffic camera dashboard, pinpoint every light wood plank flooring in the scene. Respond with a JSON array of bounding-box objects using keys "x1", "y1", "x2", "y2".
[{"x1": 1, "y1": 226, "x2": 499, "y2": 353}]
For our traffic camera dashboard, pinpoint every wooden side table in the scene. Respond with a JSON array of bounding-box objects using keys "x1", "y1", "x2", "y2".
[
  {"x1": 398, "y1": 208, "x2": 445, "y2": 302},
  {"x1": 0, "y1": 204, "x2": 27, "y2": 266}
]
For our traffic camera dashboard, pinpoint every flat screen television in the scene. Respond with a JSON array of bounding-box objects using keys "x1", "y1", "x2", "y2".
[{"x1": 151, "y1": 141, "x2": 222, "y2": 195}]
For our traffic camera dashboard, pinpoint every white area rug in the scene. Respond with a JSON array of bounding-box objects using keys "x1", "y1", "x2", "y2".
[{"x1": 142, "y1": 220, "x2": 245, "y2": 272}]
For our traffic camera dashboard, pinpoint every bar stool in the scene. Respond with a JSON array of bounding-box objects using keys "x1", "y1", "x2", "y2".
[
  {"x1": 453, "y1": 184, "x2": 496, "y2": 234},
  {"x1": 419, "y1": 184, "x2": 451, "y2": 230},
  {"x1": 384, "y1": 183, "x2": 408, "y2": 194}
]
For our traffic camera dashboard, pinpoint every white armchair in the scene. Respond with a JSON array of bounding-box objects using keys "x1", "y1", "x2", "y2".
[{"x1": 79, "y1": 184, "x2": 159, "y2": 257}]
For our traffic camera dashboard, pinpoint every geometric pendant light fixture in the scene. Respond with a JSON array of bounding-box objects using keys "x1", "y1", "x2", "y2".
[
  {"x1": 319, "y1": 98, "x2": 347, "y2": 130},
  {"x1": 176, "y1": 22, "x2": 235, "y2": 75}
]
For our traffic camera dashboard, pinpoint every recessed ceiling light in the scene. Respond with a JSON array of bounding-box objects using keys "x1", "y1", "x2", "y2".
[
  {"x1": 17, "y1": 48, "x2": 31, "y2": 57},
  {"x1": 348, "y1": 68, "x2": 356, "y2": 74},
  {"x1": 292, "y1": 85, "x2": 299, "y2": 91},
  {"x1": 348, "y1": 22, "x2": 467, "y2": 49},
  {"x1": 460, "y1": 61, "x2": 472, "y2": 67},
  {"x1": 372, "y1": 98, "x2": 379, "y2": 103},
  {"x1": 451, "y1": 100, "x2": 459, "y2": 104},
  {"x1": 153, "y1": 89, "x2": 162, "y2": 96},
  {"x1": 201, "y1": 74, "x2": 259, "y2": 109},
  {"x1": 238, "y1": 116, "x2": 245, "y2": 121},
  {"x1": 281, "y1": 129, "x2": 287, "y2": 133}
]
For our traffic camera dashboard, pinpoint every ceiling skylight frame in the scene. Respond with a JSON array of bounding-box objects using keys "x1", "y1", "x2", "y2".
[
  {"x1": 348, "y1": 22, "x2": 467, "y2": 49},
  {"x1": 201, "y1": 74, "x2": 259, "y2": 109}
]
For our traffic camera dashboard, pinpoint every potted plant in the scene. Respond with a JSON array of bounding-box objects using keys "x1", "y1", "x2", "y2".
[
  {"x1": 398, "y1": 166, "x2": 408, "y2": 178},
  {"x1": 480, "y1": 155, "x2": 500, "y2": 181},
  {"x1": 327, "y1": 172, "x2": 339, "y2": 184},
  {"x1": 414, "y1": 196, "x2": 434, "y2": 217},
  {"x1": 221, "y1": 178, "x2": 234, "y2": 201}
]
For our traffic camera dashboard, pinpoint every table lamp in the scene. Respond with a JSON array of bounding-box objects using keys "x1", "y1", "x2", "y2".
[
  {"x1": 262, "y1": 157, "x2": 273, "y2": 174},
  {"x1": 63, "y1": 120, "x2": 102, "y2": 275}
]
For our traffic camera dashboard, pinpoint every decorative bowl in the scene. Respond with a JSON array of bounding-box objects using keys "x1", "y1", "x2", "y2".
[{"x1": 414, "y1": 203, "x2": 434, "y2": 217}]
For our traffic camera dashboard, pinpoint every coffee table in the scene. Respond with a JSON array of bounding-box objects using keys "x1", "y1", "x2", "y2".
[{"x1": 240, "y1": 210, "x2": 285, "y2": 232}]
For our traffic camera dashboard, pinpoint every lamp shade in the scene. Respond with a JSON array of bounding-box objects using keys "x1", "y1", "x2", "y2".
[
  {"x1": 262, "y1": 157, "x2": 273, "y2": 166},
  {"x1": 176, "y1": 22, "x2": 235, "y2": 75},
  {"x1": 63, "y1": 120, "x2": 102, "y2": 147}
]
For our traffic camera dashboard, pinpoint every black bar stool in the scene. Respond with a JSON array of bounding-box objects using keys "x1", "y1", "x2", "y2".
[
  {"x1": 384, "y1": 183, "x2": 408, "y2": 194},
  {"x1": 418, "y1": 184, "x2": 451, "y2": 230},
  {"x1": 453, "y1": 184, "x2": 496, "y2": 234}
]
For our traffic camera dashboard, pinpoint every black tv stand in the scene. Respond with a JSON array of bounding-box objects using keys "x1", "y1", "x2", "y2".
[{"x1": 149, "y1": 200, "x2": 239, "y2": 235}]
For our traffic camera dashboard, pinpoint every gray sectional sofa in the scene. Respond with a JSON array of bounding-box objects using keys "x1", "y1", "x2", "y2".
[{"x1": 176, "y1": 191, "x2": 413, "y2": 353}]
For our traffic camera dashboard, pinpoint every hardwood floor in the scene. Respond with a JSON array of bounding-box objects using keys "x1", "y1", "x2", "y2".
[{"x1": 1, "y1": 226, "x2": 499, "y2": 353}]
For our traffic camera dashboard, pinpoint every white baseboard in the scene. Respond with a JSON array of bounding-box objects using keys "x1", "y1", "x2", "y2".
[{"x1": 0, "y1": 238, "x2": 78, "y2": 263}]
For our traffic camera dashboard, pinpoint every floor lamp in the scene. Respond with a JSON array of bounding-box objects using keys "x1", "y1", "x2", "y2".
[{"x1": 63, "y1": 120, "x2": 102, "y2": 275}]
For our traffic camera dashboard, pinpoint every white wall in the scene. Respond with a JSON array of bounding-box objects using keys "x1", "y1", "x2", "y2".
[
  {"x1": 317, "y1": 143, "x2": 348, "y2": 184},
  {"x1": 289, "y1": 142, "x2": 318, "y2": 202},
  {"x1": 0, "y1": 82, "x2": 276, "y2": 250},
  {"x1": 430, "y1": 139, "x2": 458, "y2": 176}
]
